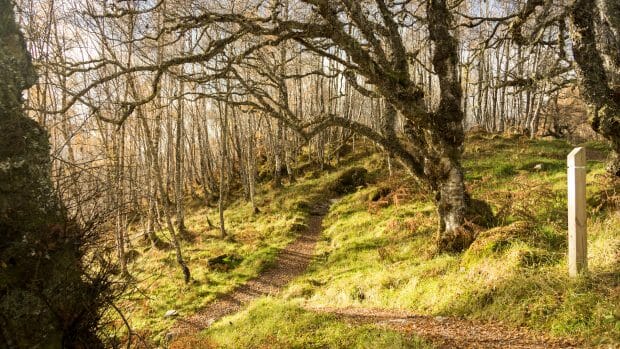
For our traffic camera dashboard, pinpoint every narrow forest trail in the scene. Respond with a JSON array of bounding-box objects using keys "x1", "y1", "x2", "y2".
[
  {"x1": 168, "y1": 200, "x2": 583, "y2": 349},
  {"x1": 168, "y1": 201, "x2": 332, "y2": 343},
  {"x1": 306, "y1": 307, "x2": 582, "y2": 349}
]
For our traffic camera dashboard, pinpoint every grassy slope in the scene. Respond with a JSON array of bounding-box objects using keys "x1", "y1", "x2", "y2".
[
  {"x1": 111, "y1": 169, "x2": 328, "y2": 342},
  {"x1": 112, "y1": 155, "x2": 423, "y2": 346},
  {"x1": 193, "y1": 298, "x2": 431, "y2": 349},
  {"x1": 282, "y1": 135, "x2": 619, "y2": 345},
  {"x1": 114, "y1": 136, "x2": 618, "y2": 346}
]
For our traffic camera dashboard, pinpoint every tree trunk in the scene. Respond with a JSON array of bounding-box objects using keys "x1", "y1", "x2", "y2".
[
  {"x1": 569, "y1": 0, "x2": 620, "y2": 177},
  {"x1": 499, "y1": 40, "x2": 510, "y2": 133},
  {"x1": 427, "y1": 0, "x2": 473, "y2": 251},
  {"x1": 434, "y1": 157, "x2": 469, "y2": 251},
  {"x1": 141, "y1": 117, "x2": 191, "y2": 283},
  {"x1": 0, "y1": 2, "x2": 104, "y2": 346},
  {"x1": 273, "y1": 120, "x2": 283, "y2": 188},
  {"x1": 175, "y1": 79, "x2": 187, "y2": 238},
  {"x1": 217, "y1": 88, "x2": 229, "y2": 239},
  {"x1": 244, "y1": 113, "x2": 259, "y2": 214},
  {"x1": 115, "y1": 125, "x2": 128, "y2": 276}
]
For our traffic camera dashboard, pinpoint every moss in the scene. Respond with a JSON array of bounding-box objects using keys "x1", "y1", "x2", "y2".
[
  {"x1": 281, "y1": 136, "x2": 618, "y2": 345},
  {"x1": 465, "y1": 221, "x2": 532, "y2": 258}
]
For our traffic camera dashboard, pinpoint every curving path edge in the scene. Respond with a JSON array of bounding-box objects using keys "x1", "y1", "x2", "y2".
[
  {"x1": 168, "y1": 198, "x2": 583, "y2": 349},
  {"x1": 167, "y1": 201, "x2": 331, "y2": 343},
  {"x1": 307, "y1": 306, "x2": 582, "y2": 349}
]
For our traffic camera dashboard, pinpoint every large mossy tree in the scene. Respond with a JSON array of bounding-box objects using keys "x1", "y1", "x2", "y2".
[
  {"x1": 568, "y1": 0, "x2": 620, "y2": 177},
  {"x1": 0, "y1": 1, "x2": 107, "y2": 347}
]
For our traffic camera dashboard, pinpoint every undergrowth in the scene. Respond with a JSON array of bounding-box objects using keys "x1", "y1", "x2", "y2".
[
  {"x1": 113, "y1": 136, "x2": 619, "y2": 346},
  {"x1": 111, "y1": 164, "x2": 339, "y2": 344},
  {"x1": 283, "y1": 135, "x2": 619, "y2": 345}
]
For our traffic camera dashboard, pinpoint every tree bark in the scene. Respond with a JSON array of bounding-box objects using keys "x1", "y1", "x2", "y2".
[
  {"x1": 433, "y1": 158, "x2": 469, "y2": 251},
  {"x1": 175, "y1": 79, "x2": 187, "y2": 238},
  {"x1": 427, "y1": 0, "x2": 471, "y2": 251},
  {"x1": 217, "y1": 87, "x2": 229, "y2": 239},
  {"x1": 0, "y1": 1, "x2": 104, "y2": 346},
  {"x1": 569, "y1": 0, "x2": 620, "y2": 177}
]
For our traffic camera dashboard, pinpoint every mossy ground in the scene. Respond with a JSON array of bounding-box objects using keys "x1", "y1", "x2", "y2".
[
  {"x1": 108, "y1": 152, "x2": 403, "y2": 345},
  {"x1": 285, "y1": 135, "x2": 619, "y2": 346},
  {"x1": 111, "y1": 136, "x2": 619, "y2": 346},
  {"x1": 106, "y1": 167, "x2": 334, "y2": 342},
  {"x1": 170, "y1": 298, "x2": 431, "y2": 348}
]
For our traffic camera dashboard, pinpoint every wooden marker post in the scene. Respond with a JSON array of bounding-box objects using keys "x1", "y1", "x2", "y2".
[{"x1": 567, "y1": 147, "x2": 587, "y2": 277}]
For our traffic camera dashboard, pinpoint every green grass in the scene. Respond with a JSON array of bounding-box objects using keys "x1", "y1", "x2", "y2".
[
  {"x1": 111, "y1": 136, "x2": 619, "y2": 347},
  {"x1": 197, "y1": 298, "x2": 432, "y2": 348},
  {"x1": 110, "y1": 164, "x2": 344, "y2": 343},
  {"x1": 281, "y1": 135, "x2": 619, "y2": 346}
]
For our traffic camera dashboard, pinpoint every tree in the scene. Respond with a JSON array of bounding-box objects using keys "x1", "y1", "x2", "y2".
[
  {"x1": 228, "y1": 0, "x2": 478, "y2": 250},
  {"x1": 567, "y1": 0, "x2": 620, "y2": 176},
  {"x1": 0, "y1": 0, "x2": 109, "y2": 346},
  {"x1": 475, "y1": 0, "x2": 620, "y2": 175},
  {"x1": 48, "y1": 0, "x2": 620, "y2": 253},
  {"x1": 11, "y1": 1, "x2": 618, "y2": 270},
  {"x1": 36, "y1": 0, "x2": 489, "y2": 251}
]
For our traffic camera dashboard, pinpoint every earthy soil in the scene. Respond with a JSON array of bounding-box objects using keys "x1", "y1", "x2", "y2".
[{"x1": 308, "y1": 306, "x2": 583, "y2": 349}]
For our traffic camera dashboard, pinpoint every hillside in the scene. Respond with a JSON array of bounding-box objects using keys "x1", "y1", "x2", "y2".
[
  {"x1": 111, "y1": 135, "x2": 619, "y2": 348},
  {"x1": 5, "y1": 1, "x2": 620, "y2": 347}
]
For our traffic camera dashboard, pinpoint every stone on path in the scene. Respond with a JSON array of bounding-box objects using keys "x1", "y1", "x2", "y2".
[{"x1": 164, "y1": 309, "x2": 179, "y2": 318}]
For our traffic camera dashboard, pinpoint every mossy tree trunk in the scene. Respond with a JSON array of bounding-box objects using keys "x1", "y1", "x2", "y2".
[
  {"x1": 0, "y1": 0, "x2": 105, "y2": 346},
  {"x1": 330, "y1": 0, "x2": 472, "y2": 251},
  {"x1": 569, "y1": 0, "x2": 620, "y2": 177}
]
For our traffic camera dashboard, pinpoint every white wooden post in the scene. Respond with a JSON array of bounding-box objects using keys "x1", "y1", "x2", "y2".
[{"x1": 567, "y1": 147, "x2": 587, "y2": 277}]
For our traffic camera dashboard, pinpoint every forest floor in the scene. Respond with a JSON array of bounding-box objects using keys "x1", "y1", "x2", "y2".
[
  {"x1": 307, "y1": 307, "x2": 579, "y2": 348},
  {"x1": 167, "y1": 199, "x2": 581, "y2": 349},
  {"x1": 168, "y1": 201, "x2": 331, "y2": 342},
  {"x1": 114, "y1": 135, "x2": 619, "y2": 348}
]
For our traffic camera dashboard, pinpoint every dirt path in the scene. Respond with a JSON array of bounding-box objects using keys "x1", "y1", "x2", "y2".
[
  {"x1": 168, "y1": 200, "x2": 583, "y2": 348},
  {"x1": 168, "y1": 202, "x2": 331, "y2": 341},
  {"x1": 308, "y1": 307, "x2": 583, "y2": 348}
]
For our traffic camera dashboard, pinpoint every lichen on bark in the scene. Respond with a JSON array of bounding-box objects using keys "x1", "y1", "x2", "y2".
[
  {"x1": 569, "y1": 0, "x2": 620, "y2": 177},
  {"x1": 0, "y1": 0, "x2": 105, "y2": 347}
]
